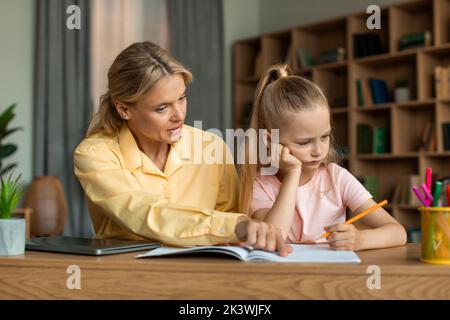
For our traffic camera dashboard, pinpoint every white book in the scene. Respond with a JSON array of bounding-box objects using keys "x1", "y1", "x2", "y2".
[{"x1": 136, "y1": 244, "x2": 361, "y2": 264}]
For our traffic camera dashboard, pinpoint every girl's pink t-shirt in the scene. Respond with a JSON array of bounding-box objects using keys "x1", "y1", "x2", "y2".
[{"x1": 252, "y1": 163, "x2": 372, "y2": 244}]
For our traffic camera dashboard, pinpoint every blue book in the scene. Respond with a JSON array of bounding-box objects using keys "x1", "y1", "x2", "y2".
[{"x1": 368, "y1": 78, "x2": 389, "y2": 104}]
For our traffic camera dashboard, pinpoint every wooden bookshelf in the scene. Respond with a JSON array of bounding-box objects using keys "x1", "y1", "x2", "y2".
[{"x1": 232, "y1": 0, "x2": 450, "y2": 235}]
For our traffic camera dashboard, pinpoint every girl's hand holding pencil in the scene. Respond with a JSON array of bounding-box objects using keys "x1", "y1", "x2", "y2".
[
  {"x1": 323, "y1": 223, "x2": 362, "y2": 251},
  {"x1": 319, "y1": 200, "x2": 389, "y2": 251}
]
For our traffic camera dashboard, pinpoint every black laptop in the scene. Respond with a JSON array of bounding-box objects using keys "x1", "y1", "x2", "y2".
[{"x1": 26, "y1": 236, "x2": 160, "y2": 256}]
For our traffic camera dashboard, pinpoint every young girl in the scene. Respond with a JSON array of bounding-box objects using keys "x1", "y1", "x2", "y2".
[{"x1": 239, "y1": 64, "x2": 407, "y2": 251}]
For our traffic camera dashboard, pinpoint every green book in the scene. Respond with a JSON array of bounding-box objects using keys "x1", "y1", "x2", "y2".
[
  {"x1": 357, "y1": 124, "x2": 373, "y2": 154},
  {"x1": 372, "y1": 127, "x2": 386, "y2": 154},
  {"x1": 399, "y1": 31, "x2": 432, "y2": 50},
  {"x1": 297, "y1": 48, "x2": 314, "y2": 68},
  {"x1": 356, "y1": 79, "x2": 364, "y2": 107}
]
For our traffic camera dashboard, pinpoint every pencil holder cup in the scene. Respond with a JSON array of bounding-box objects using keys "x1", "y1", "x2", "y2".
[{"x1": 419, "y1": 207, "x2": 450, "y2": 265}]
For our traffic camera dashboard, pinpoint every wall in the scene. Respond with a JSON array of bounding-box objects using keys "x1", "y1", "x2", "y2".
[
  {"x1": 259, "y1": 0, "x2": 403, "y2": 33},
  {"x1": 0, "y1": 0, "x2": 34, "y2": 184},
  {"x1": 223, "y1": 0, "x2": 260, "y2": 130}
]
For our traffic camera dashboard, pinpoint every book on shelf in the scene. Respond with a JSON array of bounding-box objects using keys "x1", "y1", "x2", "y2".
[
  {"x1": 392, "y1": 175, "x2": 422, "y2": 207},
  {"x1": 357, "y1": 176, "x2": 379, "y2": 201},
  {"x1": 356, "y1": 78, "x2": 389, "y2": 106},
  {"x1": 356, "y1": 79, "x2": 364, "y2": 107},
  {"x1": 356, "y1": 123, "x2": 373, "y2": 154},
  {"x1": 353, "y1": 33, "x2": 382, "y2": 58},
  {"x1": 442, "y1": 122, "x2": 450, "y2": 151},
  {"x1": 419, "y1": 122, "x2": 436, "y2": 152},
  {"x1": 434, "y1": 66, "x2": 450, "y2": 99},
  {"x1": 361, "y1": 79, "x2": 373, "y2": 107},
  {"x1": 318, "y1": 47, "x2": 346, "y2": 64},
  {"x1": 399, "y1": 30, "x2": 432, "y2": 51},
  {"x1": 136, "y1": 244, "x2": 361, "y2": 264},
  {"x1": 373, "y1": 126, "x2": 387, "y2": 154},
  {"x1": 356, "y1": 124, "x2": 388, "y2": 154},
  {"x1": 368, "y1": 78, "x2": 389, "y2": 104},
  {"x1": 297, "y1": 48, "x2": 314, "y2": 68}
]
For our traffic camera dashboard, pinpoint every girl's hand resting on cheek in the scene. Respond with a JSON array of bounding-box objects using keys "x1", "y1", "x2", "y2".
[
  {"x1": 325, "y1": 224, "x2": 363, "y2": 251},
  {"x1": 271, "y1": 143, "x2": 302, "y2": 175}
]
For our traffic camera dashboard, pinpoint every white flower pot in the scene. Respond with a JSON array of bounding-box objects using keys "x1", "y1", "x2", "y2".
[
  {"x1": 395, "y1": 87, "x2": 411, "y2": 103},
  {"x1": 0, "y1": 218, "x2": 26, "y2": 256}
]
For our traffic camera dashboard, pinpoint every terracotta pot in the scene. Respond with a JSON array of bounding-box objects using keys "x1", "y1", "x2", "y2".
[{"x1": 24, "y1": 176, "x2": 68, "y2": 236}]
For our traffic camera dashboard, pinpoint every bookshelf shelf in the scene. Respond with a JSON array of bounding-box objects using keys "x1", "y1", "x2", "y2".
[
  {"x1": 354, "y1": 50, "x2": 416, "y2": 65},
  {"x1": 232, "y1": 0, "x2": 450, "y2": 232},
  {"x1": 354, "y1": 152, "x2": 420, "y2": 160},
  {"x1": 331, "y1": 107, "x2": 350, "y2": 114},
  {"x1": 354, "y1": 104, "x2": 392, "y2": 111}
]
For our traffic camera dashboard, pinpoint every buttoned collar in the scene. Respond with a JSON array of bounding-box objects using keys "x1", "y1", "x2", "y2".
[{"x1": 118, "y1": 124, "x2": 192, "y2": 177}]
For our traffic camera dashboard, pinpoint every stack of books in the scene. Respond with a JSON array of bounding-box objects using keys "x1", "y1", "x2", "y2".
[
  {"x1": 353, "y1": 33, "x2": 383, "y2": 58},
  {"x1": 318, "y1": 47, "x2": 346, "y2": 64},
  {"x1": 399, "y1": 30, "x2": 432, "y2": 51},
  {"x1": 356, "y1": 78, "x2": 390, "y2": 107},
  {"x1": 356, "y1": 124, "x2": 388, "y2": 154}
]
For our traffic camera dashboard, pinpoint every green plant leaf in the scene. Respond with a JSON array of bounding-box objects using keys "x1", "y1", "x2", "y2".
[
  {"x1": 0, "y1": 173, "x2": 24, "y2": 219},
  {"x1": 0, "y1": 127, "x2": 22, "y2": 140},
  {"x1": 0, "y1": 104, "x2": 16, "y2": 133},
  {"x1": 0, "y1": 144, "x2": 17, "y2": 160},
  {"x1": 0, "y1": 163, "x2": 17, "y2": 176}
]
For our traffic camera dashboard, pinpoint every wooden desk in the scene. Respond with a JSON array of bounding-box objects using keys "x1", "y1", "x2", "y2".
[{"x1": 0, "y1": 244, "x2": 449, "y2": 299}]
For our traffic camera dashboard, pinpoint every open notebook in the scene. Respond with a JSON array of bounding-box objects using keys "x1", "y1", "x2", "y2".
[{"x1": 136, "y1": 244, "x2": 361, "y2": 264}]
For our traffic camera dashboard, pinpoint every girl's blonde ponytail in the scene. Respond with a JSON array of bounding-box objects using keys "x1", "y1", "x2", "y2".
[{"x1": 239, "y1": 64, "x2": 292, "y2": 215}]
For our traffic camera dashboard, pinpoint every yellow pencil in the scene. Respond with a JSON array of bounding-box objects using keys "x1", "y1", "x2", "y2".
[{"x1": 318, "y1": 199, "x2": 388, "y2": 239}]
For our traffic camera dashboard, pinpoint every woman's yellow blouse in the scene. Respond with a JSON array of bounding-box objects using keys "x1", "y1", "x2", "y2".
[{"x1": 74, "y1": 124, "x2": 244, "y2": 246}]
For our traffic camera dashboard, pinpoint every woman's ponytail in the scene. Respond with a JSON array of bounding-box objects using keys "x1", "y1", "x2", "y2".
[{"x1": 85, "y1": 92, "x2": 123, "y2": 137}]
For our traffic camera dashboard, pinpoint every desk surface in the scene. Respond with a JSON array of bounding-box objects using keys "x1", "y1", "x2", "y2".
[{"x1": 0, "y1": 244, "x2": 449, "y2": 299}]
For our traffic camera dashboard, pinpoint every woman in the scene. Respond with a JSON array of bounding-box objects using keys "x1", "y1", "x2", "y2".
[{"x1": 74, "y1": 41, "x2": 290, "y2": 255}]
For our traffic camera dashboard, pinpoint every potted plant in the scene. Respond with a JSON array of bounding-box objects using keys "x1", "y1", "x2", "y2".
[
  {"x1": 394, "y1": 79, "x2": 411, "y2": 103},
  {"x1": 0, "y1": 174, "x2": 26, "y2": 256}
]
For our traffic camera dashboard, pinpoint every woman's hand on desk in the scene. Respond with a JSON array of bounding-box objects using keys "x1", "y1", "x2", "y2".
[{"x1": 235, "y1": 217, "x2": 292, "y2": 256}]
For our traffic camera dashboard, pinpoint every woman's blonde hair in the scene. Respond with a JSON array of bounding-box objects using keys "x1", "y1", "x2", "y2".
[
  {"x1": 86, "y1": 41, "x2": 193, "y2": 137},
  {"x1": 239, "y1": 64, "x2": 340, "y2": 215}
]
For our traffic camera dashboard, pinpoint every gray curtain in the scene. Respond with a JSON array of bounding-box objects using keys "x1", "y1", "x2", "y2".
[
  {"x1": 168, "y1": 0, "x2": 224, "y2": 132},
  {"x1": 34, "y1": 0, "x2": 93, "y2": 237}
]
